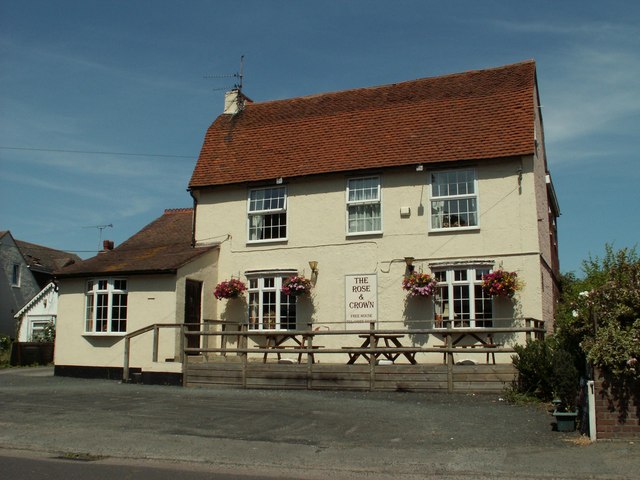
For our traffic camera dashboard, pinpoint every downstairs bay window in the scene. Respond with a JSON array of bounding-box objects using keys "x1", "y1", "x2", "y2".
[
  {"x1": 85, "y1": 278, "x2": 128, "y2": 334},
  {"x1": 433, "y1": 266, "x2": 492, "y2": 328},
  {"x1": 248, "y1": 274, "x2": 297, "y2": 330}
]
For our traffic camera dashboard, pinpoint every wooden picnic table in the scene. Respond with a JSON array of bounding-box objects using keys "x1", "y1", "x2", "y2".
[
  {"x1": 258, "y1": 332, "x2": 323, "y2": 363},
  {"x1": 345, "y1": 333, "x2": 418, "y2": 365},
  {"x1": 437, "y1": 331, "x2": 501, "y2": 364}
]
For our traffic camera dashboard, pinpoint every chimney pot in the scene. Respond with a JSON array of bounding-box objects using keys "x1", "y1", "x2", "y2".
[{"x1": 103, "y1": 240, "x2": 114, "y2": 251}]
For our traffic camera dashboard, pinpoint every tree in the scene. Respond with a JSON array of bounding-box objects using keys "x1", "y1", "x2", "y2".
[{"x1": 557, "y1": 245, "x2": 640, "y2": 379}]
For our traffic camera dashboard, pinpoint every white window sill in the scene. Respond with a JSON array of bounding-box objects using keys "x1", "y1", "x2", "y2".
[
  {"x1": 82, "y1": 332, "x2": 127, "y2": 337},
  {"x1": 430, "y1": 226, "x2": 480, "y2": 234},
  {"x1": 346, "y1": 231, "x2": 383, "y2": 237},
  {"x1": 246, "y1": 238, "x2": 288, "y2": 245}
]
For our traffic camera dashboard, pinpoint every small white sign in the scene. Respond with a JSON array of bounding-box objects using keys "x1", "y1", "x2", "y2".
[{"x1": 345, "y1": 274, "x2": 378, "y2": 325}]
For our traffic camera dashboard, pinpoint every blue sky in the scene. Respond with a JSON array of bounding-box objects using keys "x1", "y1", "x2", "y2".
[{"x1": 1, "y1": 0, "x2": 638, "y2": 275}]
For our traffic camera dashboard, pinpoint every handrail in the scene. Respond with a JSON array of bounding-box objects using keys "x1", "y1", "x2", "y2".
[{"x1": 123, "y1": 323, "x2": 184, "y2": 382}]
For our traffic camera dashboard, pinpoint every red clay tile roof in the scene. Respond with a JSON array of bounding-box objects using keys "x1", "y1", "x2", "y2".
[
  {"x1": 55, "y1": 209, "x2": 215, "y2": 277},
  {"x1": 189, "y1": 61, "x2": 537, "y2": 188}
]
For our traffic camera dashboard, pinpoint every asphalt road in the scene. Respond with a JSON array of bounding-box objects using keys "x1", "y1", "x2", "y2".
[{"x1": 0, "y1": 367, "x2": 638, "y2": 479}]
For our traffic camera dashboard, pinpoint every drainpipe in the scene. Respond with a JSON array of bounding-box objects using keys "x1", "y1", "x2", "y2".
[
  {"x1": 188, "y1": 189, "x2": 197, "y2": 247},
  {"x1": 588, "y1": 380, "x2": 597, "y2": 441}
]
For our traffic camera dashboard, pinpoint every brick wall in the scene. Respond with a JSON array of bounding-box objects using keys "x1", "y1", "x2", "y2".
[{"x1": 595, "y1": 368, "x2": 640, "y2": 439}]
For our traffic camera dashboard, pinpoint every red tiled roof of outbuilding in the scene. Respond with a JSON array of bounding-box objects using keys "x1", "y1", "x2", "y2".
[
  {"x1": 55, "y1": 208, "x2": 215, "y2": 277},
  {"x1": 189, "y1": 60, "x2": 537, "y2": 188}
]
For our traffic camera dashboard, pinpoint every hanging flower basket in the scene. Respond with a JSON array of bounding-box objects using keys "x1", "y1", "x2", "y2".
[
  {"x1": 281, "y1": 275, "x2": 312, "y2": 296},
  {"x1": 481, "y1": 270, "x2": 522, "y2": 298},
  {"x1": 214, "y1": 278, "x2": 247, "y2": 300},
  {"x1": 402, "y1": 272, "x2": 437, "y2": 297}
]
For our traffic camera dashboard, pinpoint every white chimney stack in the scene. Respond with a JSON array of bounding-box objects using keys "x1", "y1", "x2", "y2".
[{"x1": 224, "y1": 89, "x2": 243, "y2": 115}]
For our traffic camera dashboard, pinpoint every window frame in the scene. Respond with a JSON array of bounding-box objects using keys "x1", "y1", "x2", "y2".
[
  {"x1": 247, "y1": 272, "x2": 298, "y2": 331},
  {"x1": 29, "y1": 315, "x2": 55, "y2": 342},
  {"x1": 11, "y1": 264, "x2": 20, "y2": 287},
  {"x1": 429, "y1": 168, "x2": 479, "y2": 232},
  {"x1": 432, "y1": 265, "x2": 493, "y2": 328},
  {"x1": 346, "y1": 176, "x2": 382, "y2": 236},
  {"x1": 247, "y1": 186, "x2": 288, "y2": 243},
  {"x1": 84, "y1": 278, "x2": 128, "y2": 335}
]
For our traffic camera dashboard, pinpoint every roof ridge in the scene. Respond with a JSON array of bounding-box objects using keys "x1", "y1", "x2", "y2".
[
  {"x1": 164, "y1": 208, "x2": 193, "y2": 214},
  {"x1": 249, "y1": 60, "x2": 536, "y2": 107}
]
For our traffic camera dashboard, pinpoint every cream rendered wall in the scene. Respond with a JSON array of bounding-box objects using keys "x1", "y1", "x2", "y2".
[
  {"x1": 172, "y1": 249, "x2": 219, "y2": 361},
  {"x1": 55, "y1": 250, "x2": 219, "y2": 372},
  {"x1": 55, "y1": 275, "x2": 179, "y2": 371},
  {"x1": 194, "y1": 158, "x2": 548, "y2": 346}
]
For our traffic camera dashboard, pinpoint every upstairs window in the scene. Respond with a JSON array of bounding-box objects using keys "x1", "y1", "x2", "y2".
[
  {"x1": 248, "y1": 275, "x2": 297, "y2": 331},
  {"x1": 85, "y1": 278, "x2": 128, "y2": 334},
  {"x1": 431, "y1": 169, "x2": 478, "y2": 230},
  {"x1": 433, "y1": 266, "x2": 492, "y2": 328},
  {"x1": 11, "y1": 264, "x2": 20, "y2": 287},
  {"x1": 346, "y1": 176, "x2": 382, "y2": 234},
  {"x1": 248, "y1": 187, "x2": 287, "y2": 242}
]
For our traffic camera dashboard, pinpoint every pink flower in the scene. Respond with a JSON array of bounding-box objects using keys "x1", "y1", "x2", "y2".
[
  {"x1": 214, "y1": 279, "x2": 247, "y2": 300},
  {"x1": 281, "y1": 275, "x2": 312, "y2": 296},
  {"x1": 402, "y1": 273, "x2": 437, "y2": 297}
]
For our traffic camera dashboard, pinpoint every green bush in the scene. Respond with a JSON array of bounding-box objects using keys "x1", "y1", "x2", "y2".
[
  {"x1": 550, "y1": 349, "x2": 580, "y2": 410},
  {"x1": 0, "y1": 335, "x2": 11, "y2": 367},
  {"x1": 33, "y1": 321, "x2": 55, "y2": 343},
  {"x1": 558, "y1": 245, "x2": 640, "y2": 380},
  {"x1": 512, "y1": 338, "x2": 555, "y2": 401}
]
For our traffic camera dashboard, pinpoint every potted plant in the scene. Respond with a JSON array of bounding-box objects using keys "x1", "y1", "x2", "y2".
[
  {"x1": 481, "y1": 269, "x2": 522, "y2": 298},
  {"x1": 550, "y1": 349, "x2": 580, "y2": 432},
  {"x1": 214, "y1": 278, "x2": 247, "y2": 300},
  {"x1": 281, "y1": 275, "x2": 312, "y2": 296},
  {"x1": 402, "y1": 272, "x2": 437, "y2": 297}
]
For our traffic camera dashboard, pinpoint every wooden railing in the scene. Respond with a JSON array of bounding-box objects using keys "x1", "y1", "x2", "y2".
[
  {"x1": 185, "y1": 317, "x2": 544, "y2": 351},
  {"x1": 123, "y1": 318, "x2": 545, "y2": 389}
]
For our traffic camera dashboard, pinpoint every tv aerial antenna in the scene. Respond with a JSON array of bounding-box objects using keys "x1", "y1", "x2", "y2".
[
  {"x1": 204, "y1": 55, "x2": 244, "y2": 91},
  {"x1": 82, "y1": 223, "x2": 113, "y2": 251}
]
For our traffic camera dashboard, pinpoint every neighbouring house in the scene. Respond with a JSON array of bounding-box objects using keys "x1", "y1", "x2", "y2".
[
  {"x1": 15, "y1": 282, "x2": 58, "y2": 342},
  {"x1": 188, "y1": 60, "x2": 560, "y2": 364},
  {"x1": 0, "y1": 230, "x2": 79, "y2": 339},
  {"x1": 54, "y1": 208, "x2": 217, "y2": 383}
]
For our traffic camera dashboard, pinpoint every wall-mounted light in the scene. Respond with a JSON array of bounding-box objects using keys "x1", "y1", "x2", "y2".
[
  {"x1": 416, "y1": 164, "x2": 424, "y2": 172},
  {"x1": 276, "y1": 177, "x2": 283, "y2": 184},
  {"x1": 309, "y1": 260, "x2": 318, "y2": 274},
  {"x1": 404, "y1": 257, "x2": 415, "y2": 273}
]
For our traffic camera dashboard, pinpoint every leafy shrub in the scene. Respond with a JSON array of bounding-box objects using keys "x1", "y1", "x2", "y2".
[
  {"x1": 32, "y1": 321, "x2": 55, "y2": 342},
  {"x1": 559, "y1": 245, "x2": 640, "y2": 380},
  {"x1": 512, "y1": 338, "x2": 555, "y2": 401},
  {"x1": 550, "y1": 349, "x2": 580, "y2": 410},
  {"x1": 0, "y1": 335, "x2": 11, "y2": 367}
]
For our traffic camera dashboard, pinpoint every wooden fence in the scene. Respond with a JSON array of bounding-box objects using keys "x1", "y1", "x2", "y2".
[{"x1": 176, "y1": 318, "x2": 544, "y2": 393}]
